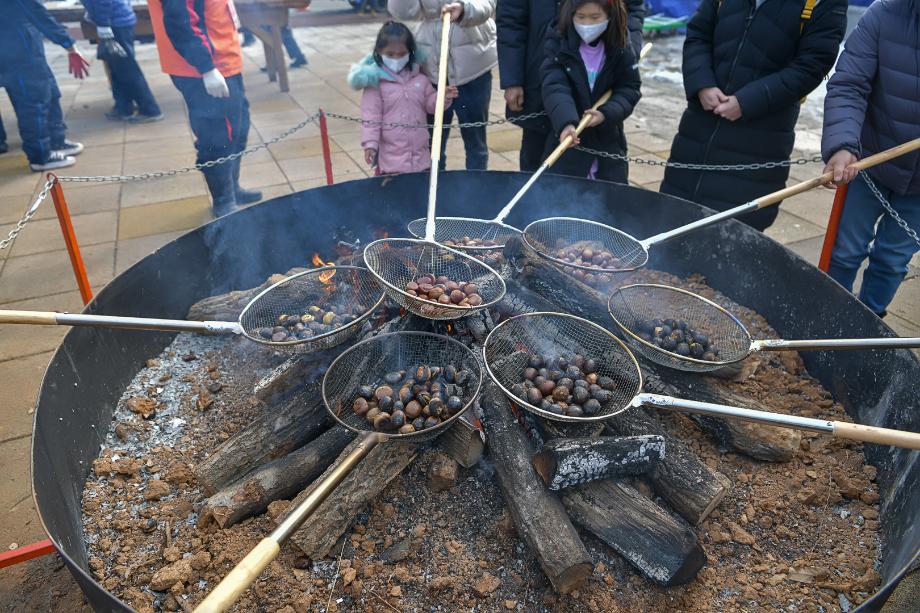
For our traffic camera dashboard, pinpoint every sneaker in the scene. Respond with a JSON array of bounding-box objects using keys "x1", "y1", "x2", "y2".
[
  {"x1": 30, "y1": 151, "x2": 75, "y2": 172},
  {"x1": 290, "y1": 57, "x2": 308, "y2": 68},
  {"x1": 128, "y1": 113, "x2": 165, "y2": 124},
  {"x1": 105, "y1": 110, "x2": 132, "y2": 121},
  {"x1": 56, "y1": 140, "x2": 84, "y2": 156}
]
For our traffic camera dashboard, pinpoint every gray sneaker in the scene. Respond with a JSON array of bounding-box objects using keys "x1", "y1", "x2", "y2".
[
  {"x1": 30, "y1": 151, "x2": 76, "y2": 172},
  {"x1": 55, "y1": 140, "x2": 84, "y2": 156},
  {"x1": 129, "y1": 113, "x2": 165, "y2": 124}
]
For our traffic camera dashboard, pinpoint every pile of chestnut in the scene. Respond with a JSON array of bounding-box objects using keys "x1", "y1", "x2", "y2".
[
  {"x1": 635, "y1": 318, "x2": 719, "y2": 361},
  {"x1": 404, "y1": 275, "x2": 483, "y2": 308},
  {"x1": 352, "y1": 364, "x2": 472, "y2": 433},
  {"x1": 554, "y1": 242, "x2": 624, "y2": 271},
  {"x1": 509, "y1": 354, "x2": 617, "y2": 418},
  {"x1": 259, "y1": 301, "x2": 367, "y2": 342},
  {"x1": 443, "y1": 237, "x2": 500, "y2": 249}
]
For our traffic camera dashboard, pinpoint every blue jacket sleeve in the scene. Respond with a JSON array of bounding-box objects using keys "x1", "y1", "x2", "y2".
[
  {"x1": 496, "y1": 0, "x2": 529, "y2": 89},
  {"x1": 734, "y1": 0, "x2": 847, "y2": 121},
  {"x1": 161, "y1": 0, "x2": 216, "y2": 74},
  {"x1": 14, "y1": 0, "x2": 75, "y2": 48},
  {"x1": 681, "y1": 0, "x2": 719, "y2": 100},
  {"x1": 80, "y1": 0, "x2": 114, "y2": 27},
  {"x1": 821, "y1": 2, "x2": 879, "y2": 161}
]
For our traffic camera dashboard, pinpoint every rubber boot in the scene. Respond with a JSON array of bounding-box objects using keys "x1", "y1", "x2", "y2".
[
  {"x1": 232, "y1": 157, "x2": 262, "y2": 205},
  {"x1": 202, "y1": 164, "x2": 239, "y2": 217}
]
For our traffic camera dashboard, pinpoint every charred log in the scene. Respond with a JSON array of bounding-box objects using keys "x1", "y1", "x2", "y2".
[
  {"x1": 562, "y1": 479, "x2": 706, "y2": 586},
  {"x1": 194, "y1": 383, "x2": 331, "y2": 495},
  {"x1": 606, "y1": 409, "x2": 730, "y2": 525},
  {"x1": 437, "y1": 413, "x2": 485, "y2": 468},
  {"x1": 479, "y1": 384, "x2": 593, "y2": 594},
  {"x1": 186, "y1": 267, "x2": 307, "y2": 322},
  {"x1": 198, "y1": 426, "x2": 355, "y2": 528},
  {"x1": 285, "y1": 437, "x2": 418, "y2": 559},
  {"x1": 533, "y1": 435, "x2": 665, "y2": 490}
]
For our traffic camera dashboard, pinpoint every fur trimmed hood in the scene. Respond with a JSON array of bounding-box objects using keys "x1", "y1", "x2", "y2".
[{"x1": 347, "y1": 50, "x2": 427, "y2": 89}]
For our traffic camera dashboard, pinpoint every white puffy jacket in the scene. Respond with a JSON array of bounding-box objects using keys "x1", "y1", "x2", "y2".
[{"x1": 387, "y1": 0, "x2": 498, "y2": 86}]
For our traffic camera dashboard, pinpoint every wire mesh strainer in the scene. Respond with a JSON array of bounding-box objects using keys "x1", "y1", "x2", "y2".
[
  {"x1": 322, "y1": 330, "x2": 483, "y2": 441},
  {"x1": 406, "y1": 217, "x2": 522, "y2": 251},
  {"x1": 482, "y1": 312, "x2": 920, "y2": 452},
  {"x1": 363, "y1": 238, "x2": 506, "y2": 320},
  {"x1": 0, "y1": 265, "x2": 385, "y2": 352},
  {"x1": 608, "y1": 283, "x2": 920, "y2": 373},
  {"x1": 483, "y1": 312, "x2": 643, "y2": 423}
]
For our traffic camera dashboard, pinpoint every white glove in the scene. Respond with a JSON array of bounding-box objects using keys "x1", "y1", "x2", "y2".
[
  {"x1": 96, "y1": 26, "x2": 114, "y2": 39},
  {"x1": 202, "y1": 69, "x2": 230, "y2": 98}
]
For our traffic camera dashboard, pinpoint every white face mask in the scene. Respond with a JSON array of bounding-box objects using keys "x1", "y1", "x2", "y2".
[
  {"x1": 381, "y1": 54, "x2": 410, "y2": 73},
  {"x1": 574, "y1": 20, "x2": 609, "y2": 44}
]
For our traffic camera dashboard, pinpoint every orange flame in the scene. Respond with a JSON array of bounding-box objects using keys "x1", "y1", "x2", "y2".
[
  {"x1": 446, "y1": 323, "x2": 453, "y2": 334},
  {"x1": 312, "y1": 253, "x2": 336, "y2": 284}
]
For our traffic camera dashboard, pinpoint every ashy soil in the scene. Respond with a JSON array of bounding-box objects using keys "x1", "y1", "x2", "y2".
[{"x1": 82, "y1": 270, "x2": 883, "y2": 613}]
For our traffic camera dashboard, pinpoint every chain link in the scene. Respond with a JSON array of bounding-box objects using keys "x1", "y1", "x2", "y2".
[
  {"x1": 323, "y1": 110, "x2": 547, "y2": 130},
  {"x1": 861, "y1": 173, "x2": 920, "y2": 248},
  {"x1": 0, "y1": 179, "x2": 56, "y2": 251},
  {"x1": 573, "y1": 144, "x2": 823, "y2": 171},
  {"x1": 57, "y1": 112, "x2": 321, "y2": 184}
]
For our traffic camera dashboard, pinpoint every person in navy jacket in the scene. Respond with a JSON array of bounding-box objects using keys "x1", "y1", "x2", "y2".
[
  {"x1": 82, "y1": 0, "x2": 164, "y2": 122},
  {"x1": 1, "y1": 0, "x2": 90, "y2": 171}
]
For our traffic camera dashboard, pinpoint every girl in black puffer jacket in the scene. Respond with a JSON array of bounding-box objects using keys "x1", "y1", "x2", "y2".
[{"x1": 540, "y1": 0, "x2": 641, "y2": 183}]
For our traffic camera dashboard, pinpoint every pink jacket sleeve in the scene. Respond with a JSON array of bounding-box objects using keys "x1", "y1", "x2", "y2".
[
  {"x1": 422, "y1": 79, "x2": 453, "y2": 115},
  {"x1": 360, "y1": 86, "x2": 383, "y2": 150}
]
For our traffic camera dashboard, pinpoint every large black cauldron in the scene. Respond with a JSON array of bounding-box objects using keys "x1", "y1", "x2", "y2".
[{"x1": 31, "y1": 172, "x2": 919, "y2": 611}]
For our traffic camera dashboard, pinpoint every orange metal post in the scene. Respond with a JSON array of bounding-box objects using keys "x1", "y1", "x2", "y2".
[
  {"x1": 47, "y1": 173, "x2": 93, "y2": 305},
  {"x1": 818, "y1": 184, "x2": 849, "y2": 272},
  {"x1": 0, "y1": 539, "x2": 56, "y2": 569},
  {"x1": 319, "y1": 109, "x2": 334, "y2": 185}
]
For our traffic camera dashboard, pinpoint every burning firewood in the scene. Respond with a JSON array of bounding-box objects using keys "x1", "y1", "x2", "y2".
[
  {"x1": 479, "y1": 383, "x2": 593, "y2": 594},
  {"x1": 198, "y1": 426, "x2": 355, "y2": 528}
]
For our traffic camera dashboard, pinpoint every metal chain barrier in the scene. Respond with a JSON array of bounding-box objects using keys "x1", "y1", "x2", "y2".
[
  {"x1": 0, "y1": 178, "x2": 56, "y2": 251},
  {"x1": 862, "y1": 173, "x2": 920, "y2": 248},
  {"x1": 573, "y1": 144, "x2": 824, "y2": 172},
  {"x1": 57, "y1": 112, "x2": 322, "y2": 184},
  {"x1": 323, "y1": 110, "x2": 548, "y2": 130}
]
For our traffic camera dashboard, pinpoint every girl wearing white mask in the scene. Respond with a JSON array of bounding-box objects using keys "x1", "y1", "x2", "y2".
[
  {"x1": 348, "y1": 21, "x2": 458, "y2": 175},
  {"x1": 540, "y1": 0, "x2": 641, "y2": 183}
]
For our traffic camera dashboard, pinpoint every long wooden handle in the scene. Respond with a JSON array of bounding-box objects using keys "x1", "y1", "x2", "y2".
[
  {"x1": 193, "y1": 538, "x2": 281, "y2": 613},
  {"x1": 544, "y1": 91, "x2": 613, "y2": 167},
  {"x1": 193, "y1": 432, "x2": 382, "y2": 612},
  {"x1": 429, "y1": 12, "x2": 452, "y2": 166},
  {"x1": 833, "y1": 421, "x2": 920, "y2": 450},
  {"x1": 544, "y1": 43, "x2": 652, "y2": 167},
  {"x1": 0, "y1": 310, "x2": 60, "y2": 325},
  {"x1": 755, "y1": 136, "x2": 920, "y2": 209}
]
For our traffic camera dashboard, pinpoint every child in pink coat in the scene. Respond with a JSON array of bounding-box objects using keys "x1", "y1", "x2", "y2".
[{"x1": 348, "y1": 21, "x2": 457, "y2": 175}]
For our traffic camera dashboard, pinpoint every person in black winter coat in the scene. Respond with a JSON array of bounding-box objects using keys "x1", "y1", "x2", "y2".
[
  {"x1": 659, "y1": 0, "x2": 847, "y2": 231},
  {"x1": 496, "y1": 0, "x2": 644, "y2": 172},
  {"x1": 540, "y1": 0, "x2": 641, "y2": 183}
]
